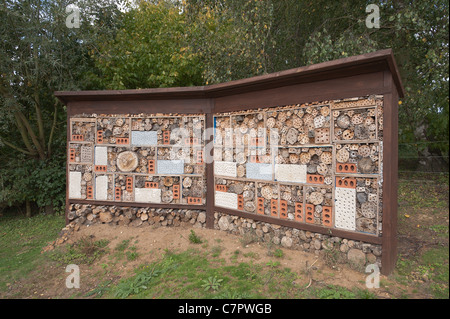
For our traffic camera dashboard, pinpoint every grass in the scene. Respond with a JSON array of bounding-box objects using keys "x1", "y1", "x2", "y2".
[
  {"x1": 0, "y1": 212, "x2": 65, "y2": 292},
  {"x1": 103, "y1": 248, "x2": 295, "y2": 299},
  {"x1": 395, "y1": 172, "x2": 449, "y2": 298},
  {"x1": 48, "y1": 235, "x2": 110, "y2": 265}
]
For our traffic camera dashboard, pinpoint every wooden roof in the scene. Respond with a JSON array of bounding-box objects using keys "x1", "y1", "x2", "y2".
[{"x1": 55, "y1": 49, "x2": 404, "y2": 104}]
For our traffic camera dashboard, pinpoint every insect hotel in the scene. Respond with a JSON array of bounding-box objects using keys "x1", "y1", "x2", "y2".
[{"x1": 56, "y1": 49, "x2": 404, "y2": 275}]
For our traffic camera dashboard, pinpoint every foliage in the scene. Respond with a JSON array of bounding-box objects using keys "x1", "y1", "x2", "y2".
[
  {"x1": 1, "y1": 0, "x2": 447, "y2": 216},
  {"x1": 185, "y1": 0, "x2": 274, "y2": 84},
  {"x1": 188, "y1": 230, "x2": 203, "y2": 244},
  {"x1": 0, "y1": 213, "x2": 65, "y2": 292},
  {"x1": 0, "y1": 153, "x2": 66, "y2": 212},
  {"x1": 114, "y1": 256, "x2": 179, "y2": 298},
  {"x1": 189, "y1": 0, "x2": 448, "y2": 167},
  {"x1": 201, "y1": 276, "x2": 223, "y2": 291},
  {"x1": 315, "y1": 285, "x2": 357, "y2": 299},
  {"x1": 280, "y1": 0, "x2": 449, "y2": 166},
  {"x1": 48, "y1": 236, "x2": 110, "y2": 265},
  {"x1": 0, "y1": 0, "x2": 123, "y2": 214},
  {"x1": 92, "y1": 0, "x2": 203, "y2": 89}
]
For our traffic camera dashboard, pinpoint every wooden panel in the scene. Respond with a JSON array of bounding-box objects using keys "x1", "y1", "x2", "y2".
[
  {"x1": 68, "y1": 99, "x2": 209, "y2": 116},
  {"x1": 213, "y1": 72, "x2": 386, "y2": 113}
]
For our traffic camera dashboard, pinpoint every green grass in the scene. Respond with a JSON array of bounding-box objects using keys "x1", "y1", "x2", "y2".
[
  {"x1": 395, "y1": 172, "x2": 449, "y2": 299},
  {"x1": 48, "y1": 235, "x2": 110, "y2": 265},
  {"x1": 421, "y1": 246, "x2": 449, "y2": 298},
  {"x1": 101, "y1": 248, "x2": 272, "y2": 299},
  {"x1": 0, "y1": 213, "x2": 65, "y2": 292},
  {"x1": 95, "y1": 248, "x2": 376, "y2": 299}
]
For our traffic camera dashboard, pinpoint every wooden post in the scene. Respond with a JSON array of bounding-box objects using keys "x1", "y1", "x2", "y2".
[
  {"x1": 205, "y1": 100, "x2": 215, "y2": 229},
  {"x1": 381, "y1": 72, "x2": 399, "y2": 275}
]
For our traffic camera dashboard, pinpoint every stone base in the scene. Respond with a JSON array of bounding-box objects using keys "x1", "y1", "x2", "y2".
[
  {"x1": 65, "y1": 204, "x2": 381, "y2": 272},
  {"x1": 213, "y1": 212, "x2": 382, "y2": 271}
]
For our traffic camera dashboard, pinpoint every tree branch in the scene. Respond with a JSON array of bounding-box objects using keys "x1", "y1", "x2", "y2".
[
  {"x1": 0, "y1": 135, "x2": 35, "y2": 155},
  {"x1": 16, "y1": 110, "x2": 46, "y2": 160},
  {"x1": 47, "y1": 98, "x2": 59, "y2": 156},
  {"x1": 14, "y1": 112, "x2": 36, "y2": 155},
  {"x1": 33, "y1": 91, "x2": 46, "y2": 148}
]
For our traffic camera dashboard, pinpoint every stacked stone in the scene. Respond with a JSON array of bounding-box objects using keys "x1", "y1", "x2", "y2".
[
  {"x1": 67, "y1": 204, "x2": 206, "y2": 229},
  {"x1": 214, "y1": 212, "x2": 381, "y2": 270}
]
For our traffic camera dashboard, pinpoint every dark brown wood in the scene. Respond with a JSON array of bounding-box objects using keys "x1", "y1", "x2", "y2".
[
  {"x1": 380, "y1": 74, "x2": 399, "y2": 275},
  {"x1": 214, "y1": 206, "x2": 382, "y2": 245},
  {"x1": 213, "y1": 72, "x2": 387, "y2": 113},
  {"x1": 205, "y1": 100, "x2": 215, "y2": 229},
  {"x1": 67, "y1": 98, "x2": 209, "y2": 116},
  {"x1": 65, "y1": 106, "x2": 71, "y2": 225}
]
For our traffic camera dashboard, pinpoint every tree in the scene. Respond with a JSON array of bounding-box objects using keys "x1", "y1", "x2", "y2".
[
  {"x1": 91, "y1": 0, "x2": 203, "y2": 89},
  {"x1": 0, "y1": 0, "x2": 123, "y2": 215},
  {"x1": 268, "y1": 0, "x2": 449, "y2": 171},
  {"x1": 185, "y1": 0, "x2": 274, "y2": 85}
]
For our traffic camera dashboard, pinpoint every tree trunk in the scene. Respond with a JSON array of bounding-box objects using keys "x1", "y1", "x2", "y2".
[{"x1": 26, "y1": 200, "x2": 32, "y2": 218}]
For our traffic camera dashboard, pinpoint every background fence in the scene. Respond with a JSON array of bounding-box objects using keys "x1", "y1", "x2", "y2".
[{"x1": 398, "y1": 140, "x2": 449, "y2": 174}]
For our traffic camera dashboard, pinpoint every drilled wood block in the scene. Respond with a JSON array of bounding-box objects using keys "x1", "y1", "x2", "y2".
[{"x1": 335, "y1": 187, "x2": 356, "y2": 231}]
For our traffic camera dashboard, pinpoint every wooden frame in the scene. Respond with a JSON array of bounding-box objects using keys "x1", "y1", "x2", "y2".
[{"x1": 56, "y1": 49, "x2": 404, "y2": 275}]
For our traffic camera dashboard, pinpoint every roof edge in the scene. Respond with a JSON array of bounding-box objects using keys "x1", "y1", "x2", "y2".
[{"x1": 55, "y1": 49, "x2": 404, "y2": 104}]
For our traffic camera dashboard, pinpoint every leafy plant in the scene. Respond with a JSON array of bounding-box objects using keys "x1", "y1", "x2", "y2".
[
  {"x1": 188, "y1": 230, "x2": 203, "y2": 244},
  {"x1": 115, "y1": 270, "x2": 160, "y2": 298},
  {"x1": 48, "y1": 236, "x2": 109, "y2": 265},
  {"x1": 266, "y1": 260, "x2": 280, "y2": 269},
  {"x1": 85, "y1": 280, "x2": 112, "y2": 298},
  {"x1": 113, "y1": 257, "x2": 179, "y2": 298},
  {"x1": 213, "y1": 290, "x2": 253, "y2": 299},
  {"x1": 316, "y1": 285, "x2": 356, "y2": 299},
  {"x1": 201, "y1": 276, "x2": 223, "y2": 292},
  {"x1": 126, "y1": 248, "x2": 139, "y2": 261},
  {"x1": 273, "y1": 249, "x2": 284, "y2": 258}
]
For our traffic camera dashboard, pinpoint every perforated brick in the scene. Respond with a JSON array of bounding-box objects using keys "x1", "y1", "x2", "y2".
[
  {"x1": 336, "y1": 163, "x2": 357, "y2": 173},
  {"x1": 336, "y1": 177, "x2": 357, "y2": 189},
  {"x1": 322, "y1": 206, "x2": 333, "y2": 227},
  {"x1": 145, "y1": 181, "x2": 159, "y2": 189},
  {"x1": 305, "y1": 204, "x2": 314, "y2": 224},
  {"x1": 307, "y1": 174, "x2": 324, "y2": 184},
  {"x1": 173, "y1": 185, "x2": 180, "y2": 199},
  {"x1": 271, "y1": 199, "x2": 278, "y2": 217},
  {"x1": 115, "y1": 187, "x2": 121, "y2": 201},
  {"x1": 295, "y1": 203, "x2": 303, "y2": 222},
  {"x1": 187, "y1": 197, "x2": 202, "y2": 205},
  {"x1": 237, "y1": 194, "x2": 244, "y2": 210},
  {"x1": 280, "y1": 200, "x2": 288, "y2": 219},
  {"x1": 257, "y1": 197, "x2": 264, "y2": 214}
]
